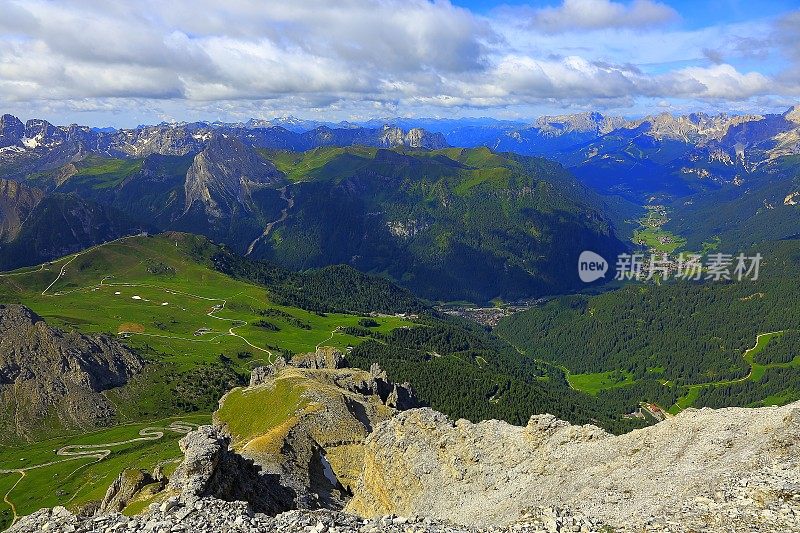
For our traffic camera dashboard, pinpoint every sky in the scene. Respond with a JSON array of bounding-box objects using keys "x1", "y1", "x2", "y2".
[{"x1": 0, "y1": 0, "x2": 798, "y2": 128}]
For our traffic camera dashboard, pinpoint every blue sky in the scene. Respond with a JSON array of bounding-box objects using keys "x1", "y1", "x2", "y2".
[{"x1": 0, "y1": 0, "x2": 798, "y2": 127}]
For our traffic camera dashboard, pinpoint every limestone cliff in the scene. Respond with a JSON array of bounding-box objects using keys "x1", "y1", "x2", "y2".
[{"x1": 347, "y1": 404, "x2": 800, "y2": 530}]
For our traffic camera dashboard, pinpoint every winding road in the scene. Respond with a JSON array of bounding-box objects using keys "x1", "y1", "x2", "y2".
[
  {"x1": 39, "y1": 234, "x2": 140, "y2": 296},
  {"x1": 669, "y1": 331, "x2": 786, "y2": 413},
  {"x1": 1, "y1": 421, "x2": 198, "y2": 527}
]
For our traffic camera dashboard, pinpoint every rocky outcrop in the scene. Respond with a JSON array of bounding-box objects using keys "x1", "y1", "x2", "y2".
[
  {"x1": 0, "y1": 305, "x2": 143, "y2": 441},
  {"x1": 167, "y1": 425, "x2": 294, "y2": 514},
  {"x1": 289, "y1": 347, "x2": 347, "y2": 370},
  {"x1": 378, "y1": 125, "x2": 447, "y2": 149},
  {"x1": 99, "y1": 469, "x2": 162, "y2": 513},
  {"x1": 183, "y1": 135, "x2": 284, "y2": 220},
  {"x1": 347, "y1": 404, "x2": 800, "y2": 530},
  {"x1": 0, "y1": 114, "x2": 25, "y2": 148},
  {"x1": 0, "y1": 178, "x2": 43, "y2": 242},
  {"x1": 9, "y1": 356, "x2": 800, "y2": 532},
  {"x1": 215, "y1": 356, "x2": 420, "y2": 511}
]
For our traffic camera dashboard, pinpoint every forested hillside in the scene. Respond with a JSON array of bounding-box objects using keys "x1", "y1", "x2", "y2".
[{"x1": 496, "y1": 239, "x2": 800, "y2": 411}]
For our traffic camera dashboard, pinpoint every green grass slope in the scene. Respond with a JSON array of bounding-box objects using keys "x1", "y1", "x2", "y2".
[{"x1": 255, "y1": 147, "x2": 628, "y2": 303}]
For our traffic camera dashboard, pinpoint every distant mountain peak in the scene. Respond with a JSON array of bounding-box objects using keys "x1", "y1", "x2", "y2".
[
  {"x1": 532, "y1": 111, "x2": 626, "y2": 137},
  {"x1": 183, "y1": 133, "x2": 284, "y2": 218},
  {"x1": 784, "y1": 105, "x2": 800, "y2": 124}
]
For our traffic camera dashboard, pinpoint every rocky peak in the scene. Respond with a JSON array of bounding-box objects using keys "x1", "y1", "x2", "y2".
[
  {"x1": 23, "y1": 118, "x2": 65, "y2": 148},
  {"x1": 785, "y1": 104, "x2": 800, "y2": 124},
  {"x1": 183, "y1": 134, "x2": 284, "y2": 217},
  {"x1": 289, "y1": 346, "x2": 348, "y2": 370},
  {"x1": 167, "y1": 425, "x2": 294, "y2": 514},
  {"x1": 0, "y1": 113, "x2": 25, "y2": 147},
  {"x1": 0, "y1": 305, "x2": 143, "y2": 441},
  {"x1": 533, "y1": 112, "x2": 625, "y2": 136},
  {"x1": 375, "y1": 125, "x2": 448, "y2": 149}
]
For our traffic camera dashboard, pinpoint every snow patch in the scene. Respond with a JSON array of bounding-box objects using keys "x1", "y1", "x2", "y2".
[
  {"x1": 0, "y1": 145, "x2": 25, "y2": 154},
  {"x1": 21, "y1": 137, "x2": 40, "y2": 149}
]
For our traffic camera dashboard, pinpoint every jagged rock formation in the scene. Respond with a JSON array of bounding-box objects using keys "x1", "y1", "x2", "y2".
[
  {"x1": 289, "y1": 346, "x2": 348, "y2": 370},
  {"x1": 99, "y1": 469, "x2": 162, "y2": 513},
  {"x1": 215, "y1": 355, "x2": 419, "y2": 510},
  {"x1": 533, "y1": 111, "x2": 627, "y2": 137},
  {"x1": 7, "y1": 355, "x2": 800, "y2": 532},
  {"x1": 378, "y1": 125, "x2": 447, "y2": 149},
  {"x1": 0, "y1": 305, "x2": 143, "y2": 441},
  {"x1": 89, "y1": 354, "x2": 420, "y2": 518},
  {"x1": 0, "y1": 114, "x2": 25, "y2": 147},
  {"x1": 166, "y1": 425, "x2": 294, "y2": 514},
  {"x1": 347, "y1": 404, "x2": 800, "y2": 530},
  {"x1": 182, "y1": 135, "x2": 284, "y2": 220},
  {"x1": 494, "y1": 106, "x2": 800, "y2": 176},
  {"x1": 0, "y1": 114, "x2": 449, "y2": 180}
]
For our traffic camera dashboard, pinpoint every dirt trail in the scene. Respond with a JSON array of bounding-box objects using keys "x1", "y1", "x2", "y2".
[
  {"x1": 3, "y1": 471, "x2": 24, "y2": 526},
  {"x1": 39, "y1": 234, "x2": 139, "y2": 295}
]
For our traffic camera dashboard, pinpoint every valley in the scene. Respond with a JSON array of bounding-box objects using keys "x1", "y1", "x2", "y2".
[
  {"x1": 0, "y1": 232, "x2": 645, "y2": 525},
  {"x1": 2, "y1": 107, "x2": 800, "y2": 531},
  {"x1": 631, "y1": 204, "x2": 686, "y2": 254}
]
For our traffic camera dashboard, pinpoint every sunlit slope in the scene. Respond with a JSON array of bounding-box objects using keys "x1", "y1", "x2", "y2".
[{"x1": 0, "y1": 233, "x2": 411, "y2": 367}]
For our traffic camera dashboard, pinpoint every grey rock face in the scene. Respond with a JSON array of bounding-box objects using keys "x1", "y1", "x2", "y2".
[
  {"x1": 99, "y1": 469, "x2": 160, "y2": 513},
  {"x1": 168, "y1": 425, "x2": 294, "y2": 514},
  {"x1": 347, "y1": 404, "x2": 800, "y2": 530},
  {"x1": 0, "y1": 304, "x2": 143, "y2": 441},
  {"x1": 289, "y1": 347, "x2": 347, "y2": 370},
  {"x1": 0, "y1": 178, "x2": 43, "y2": 242},
  {"x1": 0, "y1": 114, "x2": 25, "y2": 147},
  {"x1": 183, "y1": 134, "x2": 284, "y2": 220}
]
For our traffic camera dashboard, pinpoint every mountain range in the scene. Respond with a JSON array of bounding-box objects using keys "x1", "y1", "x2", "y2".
[
  {"x1": 0, "y1": 113, "x2": 629, "y2": 302},
  {"x1": 1, "y1": 106, "x2": 800, "y2": 301}
]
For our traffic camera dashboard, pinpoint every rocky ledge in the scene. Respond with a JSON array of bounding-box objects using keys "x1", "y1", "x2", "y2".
[
  {"x1": 7, "y1": 357, "x2": 800, "y2": 532},
  {"x1": 8, "y1": 498, "x2": 605, "y2": 533}
]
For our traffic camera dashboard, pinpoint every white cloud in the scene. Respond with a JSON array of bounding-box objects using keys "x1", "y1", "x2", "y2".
[
  {"x1": 667, "y1": 64, "x2": 772, "y2": 100},
  {"x1": 513, "y1": 0, "x2": 678, "y2": 33},
  {"x1": 0, "y1": 0, "x2": 795, "y2": 125}
]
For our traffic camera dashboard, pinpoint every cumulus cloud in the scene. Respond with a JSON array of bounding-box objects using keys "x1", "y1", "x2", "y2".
[
  {"x1": 0, "y1": 0, "x2": 795, "y2": 124},
  {"x1": 516, "y1": 0, "x2": 678, "y2": 33}
]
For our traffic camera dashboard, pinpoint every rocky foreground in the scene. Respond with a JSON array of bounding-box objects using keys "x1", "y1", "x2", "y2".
[
  {"x1": 9, "y1": 499, "x2": 605, "y2": 533},
  {"x1": 8, "y1": 354, "x2": 800, "y2": 532}
]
